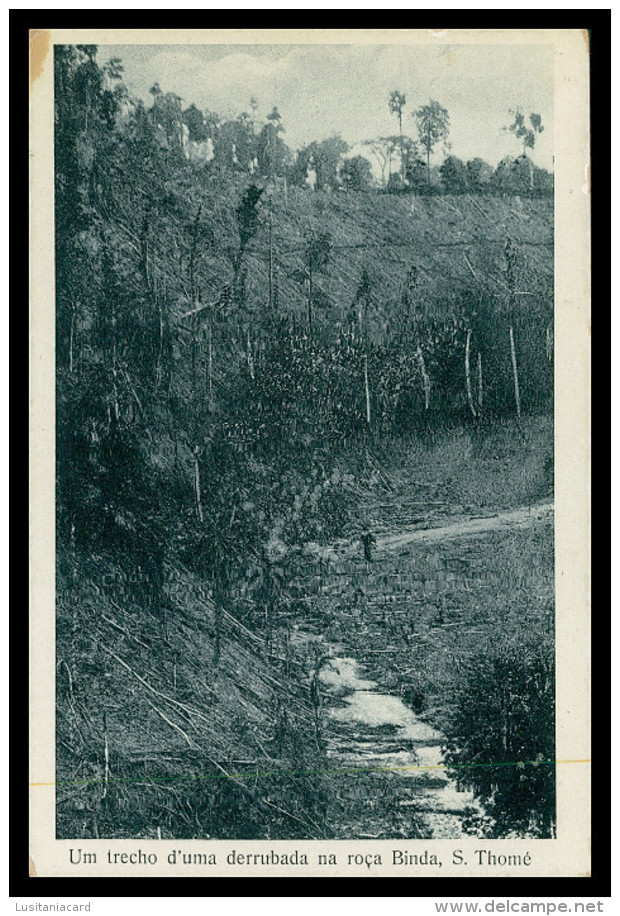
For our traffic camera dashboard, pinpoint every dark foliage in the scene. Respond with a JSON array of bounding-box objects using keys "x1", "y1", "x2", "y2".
[{"x1": 443, "y1": 635, "x2": 555, "y2": 838}]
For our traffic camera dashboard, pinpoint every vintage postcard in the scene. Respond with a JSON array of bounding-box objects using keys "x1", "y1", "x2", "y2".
[{"x1": 29, "y1": 28, "x2": 590, "y2": 878}]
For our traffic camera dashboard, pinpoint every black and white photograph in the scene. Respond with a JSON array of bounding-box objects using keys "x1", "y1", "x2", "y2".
[{"x1": 29, "y1": 28, "x2": 591, "y2": 878}]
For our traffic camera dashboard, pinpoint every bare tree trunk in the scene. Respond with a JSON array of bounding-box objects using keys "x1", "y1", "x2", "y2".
[
  {"x1": 102, "y1": 712, "x2": 110, "y2": 800},
  {"x1": 188, "y1": 207, "x2": 203, "y2": 513},
  {"x1": 194, "y1": 447, "x2": 204, "y2": 523},
  {"x1": 416, "y1": 344, "x2": 430, "y2": 412},
  {"x1": 477, "y1": 351, "x2": 483, "y2": 416},
  {"x1": 69, "y1": 318, "x2": 74, "y2": 374},
  {"x1": 307, "y1": 265, "x2": 313, "y2": 335},
  {"x1": 207, "y1": 321, "x2": 213, "y2": 411},
  {"x1": 465, "y1": 328, "x2": 477, "y2": 421},
  {"x1": 155, "y1": 296, "x2": 164, "y2": 389},
  {"x1": 364, "y1": 355, "x2": 371, "y2": 428},
  {"x1": 69, "y1": 298, "x2": 77, "y2": 374},
  {"x1": 546, "y1": 325, "x2": 553, "y2": 361},
  {"x1": 214, "y1": 602, "x2": 222, "y2": 665},
  {"x1": 268, "y1": 211, "x2": 274, "y2": 311},
  {"x1": 213, "y1": 576, "x2": 225, "y2": 665},
  {"x1": 247, "y1": 328, "x2": 255, "y2": 380},
  {"x1": 110, "y1": 288, "x2": 120, "y2": 421},
  {"x1": 509, "y1": 325, "x2": 522, "y2": 421},
  {"x1": 191, "y1": 310, "x2": 199, "y2": 420},
  {"x1": 111, "y1": 367, "x2": 120, "y2": 422}
]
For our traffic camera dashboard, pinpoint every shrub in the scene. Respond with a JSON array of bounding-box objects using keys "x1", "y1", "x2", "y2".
[{"x1": 443, "y1": 632, "x2": 555, "y2": 837}]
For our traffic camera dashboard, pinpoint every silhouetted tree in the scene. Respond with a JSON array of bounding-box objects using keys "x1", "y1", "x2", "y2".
[
  {"x1": 341, "y1": 155, "x2": 373, "y2": 191},
  {"x1": 414, "y1": 100, "x2": 451, "y2": 183},
  {"x1": 364, "y1": 135, "x2": 401, "y2": 186},
  {"x1": 439, "y1": 155, "x2": 469, "y2": 193},
  {"x1": 506, "y1": 109, "x2": 544, "y2": 156},
  {"x1": 467, "y1": 157, "x2": 495, "y2": 193},
  {"x1": 183, "y1": 103, "x2": 208, "y2": 142},
  {"x1": 388, "y1": 90, "x2": 407, "y2": 179},
  {"x1": 257, "y1": 114, "x2": 288, "y2": 179}
]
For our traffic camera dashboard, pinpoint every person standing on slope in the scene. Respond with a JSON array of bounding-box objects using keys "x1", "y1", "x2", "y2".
[{"x1": 360, "y1": 526, "x2": 376, "y2": 564}]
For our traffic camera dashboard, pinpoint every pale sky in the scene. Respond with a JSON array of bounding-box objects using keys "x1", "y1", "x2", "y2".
[{"x1": 99, "y1": 43, "x2": 554, "y2": 170}]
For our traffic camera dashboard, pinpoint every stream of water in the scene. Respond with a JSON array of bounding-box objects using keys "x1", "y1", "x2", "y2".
[{"x1": 318, "y1": 654, "x2": 478, "y2": 838}]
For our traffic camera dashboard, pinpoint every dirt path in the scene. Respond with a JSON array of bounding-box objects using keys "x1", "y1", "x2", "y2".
[
  {"x1": 376, "y1": 501, "x2": 553, "y2": 553},
  {"x1": 311, "y1": 501, "x2": 553, "y2": 568}
]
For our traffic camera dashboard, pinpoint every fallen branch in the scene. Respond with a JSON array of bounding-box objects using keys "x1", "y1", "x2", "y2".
[
  {"x1": 177, "y1": 300, "x2": 217, "y2": 321},
  {"x1": 252, "y1": 734, "x2": 276, "y2": 762},
  {"x1": 118, "y1": 366, "x2": 152, "y2": 442},
  {"x1": 187, "y1": 738, "x2": 322, "y2": 838},
  {"x1": 463, "y1": 252, "x2": 479, "y2": 283},
  {"x1": 260, "y1": 796, "x2": 321, "y2": 839},
  {"x1": 222, "y1": 608, "x2": 263, "y2": 645},
  {"x1": 146, "y1": 699, "x2": 201, "y2": 750},
  {"x1": 360, "y1": 648, "x2": 402, "y2": 654},
  {"x1": 97, "y1": 640, "x2": 209, "y2": 728},
  {"x1": 102, "y1": 611, "x2": 150, "y2": 650}
]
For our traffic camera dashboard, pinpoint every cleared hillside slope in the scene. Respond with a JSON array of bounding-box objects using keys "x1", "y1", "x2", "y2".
[{"x1": 103, "y1": 169, "x2": 553, "y2": 329}]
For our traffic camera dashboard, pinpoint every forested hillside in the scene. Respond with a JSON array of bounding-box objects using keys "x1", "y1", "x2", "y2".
[{"x1": 55, "y1": 45, "x2": 555, "y2": 840}]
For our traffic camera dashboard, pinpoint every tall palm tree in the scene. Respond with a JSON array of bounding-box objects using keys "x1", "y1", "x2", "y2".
[{"x1": 388, "y1": 90, "x2": 407, "y2": 179}]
